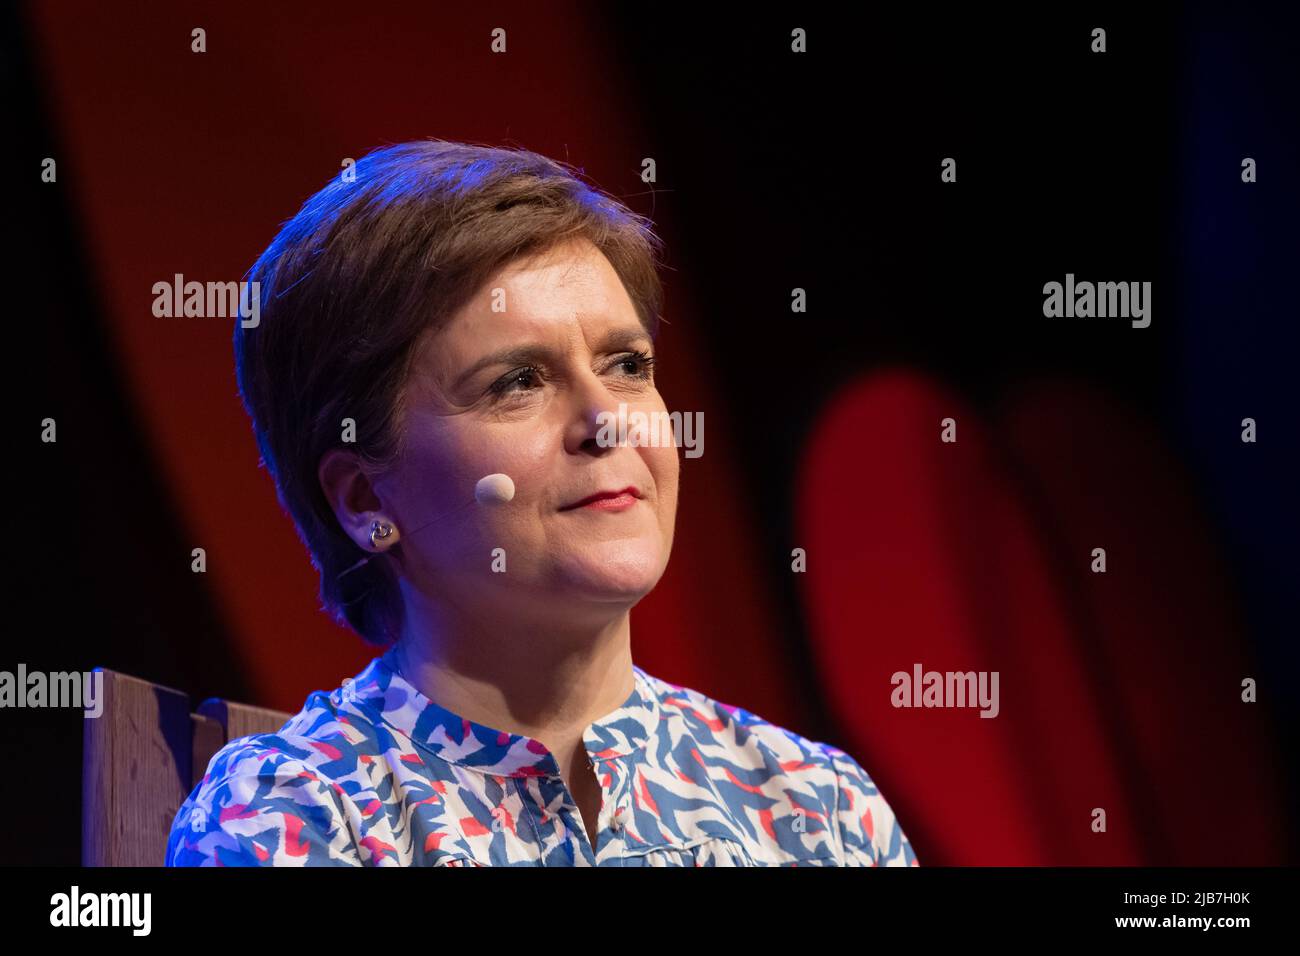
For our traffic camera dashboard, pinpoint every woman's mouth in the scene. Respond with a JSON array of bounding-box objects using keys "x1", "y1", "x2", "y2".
[{"x1": 559, "y1": 486, "x2": 642, "y2": 512}]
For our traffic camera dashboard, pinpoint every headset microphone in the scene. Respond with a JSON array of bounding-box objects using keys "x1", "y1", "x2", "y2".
[
  {"x1": 338, "y1": 472, "x2": 515, "y2": 583},
  {"x1": 401, "y1": 472, "x2": 516, "y2": 540}
]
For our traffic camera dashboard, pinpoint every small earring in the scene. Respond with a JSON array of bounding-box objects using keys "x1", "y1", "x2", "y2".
[{"x1": 369, "y1": 519, "x2": 399, "y2": 550}]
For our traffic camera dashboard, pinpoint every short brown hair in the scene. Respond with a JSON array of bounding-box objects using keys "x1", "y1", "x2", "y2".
[{"x1": 234, "y1": 139, "x2": 666, "y2": 646}]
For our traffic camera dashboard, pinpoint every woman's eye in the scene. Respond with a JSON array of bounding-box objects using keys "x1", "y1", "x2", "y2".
[
  {"x1": 489, "y1": 366, "x2": 544, "y2": 397},
  {"x1": 487, "y1": 352, "x2": 654, "y2": 400},
  {"x1": 612, "y1": 351, "x2": 656, "y2": 379}
]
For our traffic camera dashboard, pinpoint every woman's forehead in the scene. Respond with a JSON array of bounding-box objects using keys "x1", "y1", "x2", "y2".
[
  {"x1": 435, "y1": 269, "x2": 642, "y2": 355},
  {"x1": 408, "y1": 299, "x2": 648, "y2": 393}
]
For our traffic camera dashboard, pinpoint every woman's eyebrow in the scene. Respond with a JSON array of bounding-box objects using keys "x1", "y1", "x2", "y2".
[
  {"x1": 453, "y1": 345, "x2": 551, "y2": 390},
  {"x1": 453, "y1": 327, "x2": 652, "y2": 389},
  {"x1": 598, "y1": 327, "x2": 654, "y2": 352}
]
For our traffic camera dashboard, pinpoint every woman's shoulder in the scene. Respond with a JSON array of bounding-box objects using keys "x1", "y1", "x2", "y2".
[
  {"x1": 635, "y1": 666, "x2": 919, "y2": 866},
  {"x1": 636, "y1": 665, "x2": 847, "y2": 774},
  {"x1": 166, "y1": 683, "x2": 380, "y2": 866},
  {"x1": 202, "y1": 685, "x2": 369, "y2": 777}
]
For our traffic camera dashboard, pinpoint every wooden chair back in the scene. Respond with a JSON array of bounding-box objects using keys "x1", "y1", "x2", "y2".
[{"x1": 81, "y1": 667, "x2": 291, "y2": 866}]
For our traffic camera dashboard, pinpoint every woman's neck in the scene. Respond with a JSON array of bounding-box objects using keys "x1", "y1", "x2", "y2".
[{"x1": 390, "y1": 596, "x2": 637, "y2": 766}]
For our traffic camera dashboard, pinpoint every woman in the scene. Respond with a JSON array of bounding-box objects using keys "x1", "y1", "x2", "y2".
[{"x1": 166, "y1": 139, "x2": 918, "y2": 867}]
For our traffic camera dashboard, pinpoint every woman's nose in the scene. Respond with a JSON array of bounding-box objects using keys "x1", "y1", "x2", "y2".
[{"x1": 563, "y1": 371, "x2": 622, "y2": 456}]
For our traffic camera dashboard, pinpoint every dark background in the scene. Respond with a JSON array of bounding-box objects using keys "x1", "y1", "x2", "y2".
[{"x1": 7, "y1": 1, "x2": 1297, "y2": 865}]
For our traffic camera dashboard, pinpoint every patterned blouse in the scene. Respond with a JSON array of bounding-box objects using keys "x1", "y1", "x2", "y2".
[{"x1": 167, "y1": 649, "x2": 918, "y2": 867}]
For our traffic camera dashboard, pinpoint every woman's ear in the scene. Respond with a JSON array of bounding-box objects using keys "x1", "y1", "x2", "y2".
[{"x1": 318, "y1": 448, "x2": 393, "y2": 552}]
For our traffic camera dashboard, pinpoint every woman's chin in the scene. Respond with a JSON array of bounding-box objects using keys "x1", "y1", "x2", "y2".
[{"x1": 548, "y1": 546, "x2": 667, "y2": 604}]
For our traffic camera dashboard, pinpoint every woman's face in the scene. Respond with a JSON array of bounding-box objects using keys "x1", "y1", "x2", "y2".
[{"x1": 372, "y1": 238, "x2": 679, "y2": 624}]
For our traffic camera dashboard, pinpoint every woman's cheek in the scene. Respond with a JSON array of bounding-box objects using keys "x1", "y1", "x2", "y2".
[
  {"x1": 655, "y1": 447, "x2": 680, "y2": 544},
  {"x1": 485, "y1": 427, "x2": 553, "y2": 492}
]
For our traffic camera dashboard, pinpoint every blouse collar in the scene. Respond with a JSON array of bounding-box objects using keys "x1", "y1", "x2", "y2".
[{"x1": 339, "y1": 648, "x2": 661, "y2": 778}]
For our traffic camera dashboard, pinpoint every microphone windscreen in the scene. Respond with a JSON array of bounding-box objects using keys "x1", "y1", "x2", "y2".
[{"x1": 474, "y1": 473, "x2": 515, "y2": 504}]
